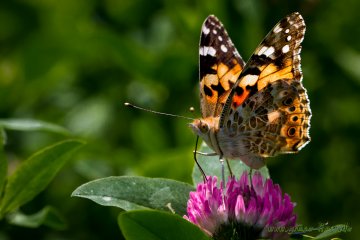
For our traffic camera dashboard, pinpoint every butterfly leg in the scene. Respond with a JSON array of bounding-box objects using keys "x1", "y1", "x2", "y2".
[
  {"x1": 225, "y1": 158, "x2": 233, "y2": 177},
  {"x1": 219, "y1": 156, "x2": 225, "y2": 190},
  {"x1": 193, "y1": 136, "x2": 207, "y2": 182},
  {"x1": 193, "y1": 151, "x2": 217, "y2": 156}
]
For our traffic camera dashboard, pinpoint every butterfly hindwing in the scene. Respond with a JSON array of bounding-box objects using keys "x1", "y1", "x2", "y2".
[
  {"x1": 218, "y1": 12, "x2": 311, "y2": 159},
  {"x1": 199, "y1": 15, "x2": 245, "y2": 118}
]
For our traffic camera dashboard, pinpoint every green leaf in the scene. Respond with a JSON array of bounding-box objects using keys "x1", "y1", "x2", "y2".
[
  {"x1": 192, "y1": 143, "x2": 270, "y2": 185},
  {"x1": 313, "y1": 224, "x2": 351, "y2": 239},
  {"x1": 0, "y1": 128, "x2": 7, "y2": 197},
  {"x1": 118, "y1": 210, "x2": 210, "y2": 240},
  {"x1": 7, "y1": 206, "x2": 67, "y2": 230},
  {"x1": 0, "y1": 139, "x2": 85, "y2": 216},
  {"x1": 72, "y1": 176, "x2": 194, "y2": 216},
  {"x1": 0, "y1": 119, "x2": 71, "y2": 135}
]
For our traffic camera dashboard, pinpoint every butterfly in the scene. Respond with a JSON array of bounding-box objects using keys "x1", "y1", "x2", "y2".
[{"x1": 190, "y1": 12, "x2": 311, "y2": 169}]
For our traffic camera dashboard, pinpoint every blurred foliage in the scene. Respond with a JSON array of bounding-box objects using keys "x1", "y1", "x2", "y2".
[{"x1": 0, "y1": 0, "x2": 359, "y2": 239}]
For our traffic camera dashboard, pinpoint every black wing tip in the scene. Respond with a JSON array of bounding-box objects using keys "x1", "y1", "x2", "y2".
[
  {"x1": 203, "y1": 14, "x2": 222, "y2": 26},
  {"x1": 206, "y1": 14, "x2": 218, "y2": 20},
  {"x1": 286, "y1": 12, "x2": 305, "y2": 23},
  {"x1": 287, "y1": 12, "x2": 301, "y2": 17}
]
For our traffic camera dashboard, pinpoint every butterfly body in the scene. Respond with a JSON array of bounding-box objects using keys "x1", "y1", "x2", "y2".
[{"x1": 190, "y1": 13, "x2": 311, "y2": 169}]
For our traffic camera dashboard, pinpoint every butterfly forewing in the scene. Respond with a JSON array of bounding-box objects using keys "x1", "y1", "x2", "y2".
[
  {"x1": 199, "y1": 15, "x2": 245, "y2": 118},
  {"x1": 221, "y1": 12, "x2": 306, "y2": 113},
  {"x1": 218, "y1": 12, "x2": 311, "y2": 162}
]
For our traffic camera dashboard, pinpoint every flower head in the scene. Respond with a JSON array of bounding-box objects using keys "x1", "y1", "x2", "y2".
[{"x1": 184, "y1": 172, "x2": 296, "y2": 239}]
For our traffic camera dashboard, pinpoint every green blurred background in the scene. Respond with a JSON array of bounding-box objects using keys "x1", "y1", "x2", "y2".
[{"x1": 0, "y1": 0, "x2": 359, "y2": 239}]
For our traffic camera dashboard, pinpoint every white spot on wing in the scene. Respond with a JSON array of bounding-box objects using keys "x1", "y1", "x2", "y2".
[
  {"x1": 199, "y1": 47, "x2": 204, "y2": 55},
  {"x1": 263, "y1": 46, "x2": 275, "y2": 57},
  {"x1": 207, "y1": 47, "x2": 216, "y2": 56},
  {"x1": 285, "y1": 29, "x2": 290, "y2": 33},
  {"x1": 268, "y1": 111, "x2": 281, "y2": 123},
  {"x1": 221, "y1": 45, "x2": 228, "y2": 52},
  {"x1": 213, "y1": 29, "x2": 217, "y2": 34},
  {"x1": 273, "y1": 24, "x2": 282, "y2": 33},
  {"x1": 218, "y1": 36, "x2": 223, "y2": 41},
  {"x1": 202, "y1": 26, "x2": 210, "y2": 35},
  {"x1": 258, "y1": 46, "x2": 267, "y2": 55},
  {"x1": 257, "y1": 46, "x2": 275, "y2": 57},
  {"x1": 200, "y1": 46, "x2": 217, "y2": 56},
  {"x1": 282, "y1": 45, "x2": 290, "y2": 53},
  {"x1": 287, "y1": 35, "x2": 292, "y2": 41},
  {"x1": 242, "y1": 74, "x2": 258, "y2": 86}
]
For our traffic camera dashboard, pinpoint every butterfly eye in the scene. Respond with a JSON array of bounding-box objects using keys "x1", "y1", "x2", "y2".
[{"x1": 199, "y1": 122, "x2": 209, "y2": 133}]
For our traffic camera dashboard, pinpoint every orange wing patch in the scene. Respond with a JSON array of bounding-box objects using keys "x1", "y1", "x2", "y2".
[
  {"x1": 232, "y1": 89, "x2": 250, "y2": 109},
  {"x1": 257, "y1": 57, "x2": 294, "y2": 90},
  {"x1": 200, "y1": 60, "x2": 242, "y2": 117}
]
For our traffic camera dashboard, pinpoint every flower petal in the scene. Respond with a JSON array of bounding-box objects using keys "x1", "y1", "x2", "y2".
[{"x1": 184, "y1": 171, "x2": 296, "y2": 239}]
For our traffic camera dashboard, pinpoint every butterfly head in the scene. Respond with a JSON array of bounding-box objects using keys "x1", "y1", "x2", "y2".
[
  {"x1": 190, "y1": 118, "x2": 209, "y2": 134},
  {"x1": 189, "y1": 117, "x2": 220, "y2": 151}
]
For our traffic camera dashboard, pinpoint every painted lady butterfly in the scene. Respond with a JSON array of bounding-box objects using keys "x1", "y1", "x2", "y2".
[{"x1": 190, "y1": 12, "x2": 311, "y2": 169}]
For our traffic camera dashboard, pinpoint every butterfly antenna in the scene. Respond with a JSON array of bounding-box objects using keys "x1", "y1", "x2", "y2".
[
  {"x1": 124, "y1": 102, "x2": 194, "y2": 120},
  {"x1": 188, "y1": 106, "x2": 198, "y2": 119}
]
